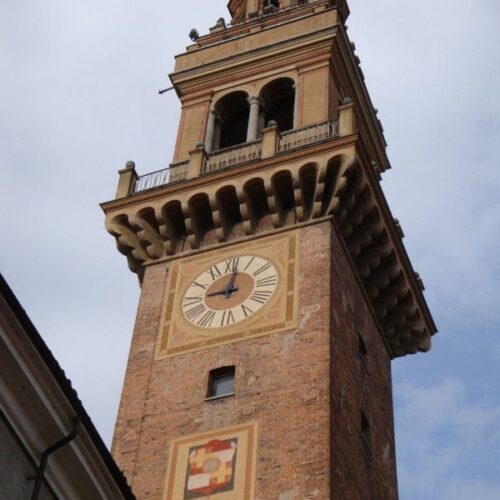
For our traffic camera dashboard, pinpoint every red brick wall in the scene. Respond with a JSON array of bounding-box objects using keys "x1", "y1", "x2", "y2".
[
  {"x1": 112, "y1": 220, "x2": 397, "y2": 499},
  {"x1": 329, "y1": 222, "x2": 398, "y2": 500}
]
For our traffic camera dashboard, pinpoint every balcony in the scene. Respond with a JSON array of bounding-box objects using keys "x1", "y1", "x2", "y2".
[
  {"x1": 202, "y1": 140, "x2": 262, "y2": 174},
  {"x1": 116, "y1": 100, "x2": 355, "y2": 198},
  {"x1": 278, "y1": 121, "x2": 337, "y2": 152},
  {"x1": 132, "y1": 160, "x2": 189, "y2": 193}
]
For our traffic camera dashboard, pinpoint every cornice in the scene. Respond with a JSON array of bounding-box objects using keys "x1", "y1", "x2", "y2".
[
  {"x1": 172, "y1": 20, "x2": 340, "y2": 91},
  {"x1": 101, "y1": 134, "x2": 358, "y2": 212},
  {"x1": 179, "y1": 1, "x2": 335, "y2": 56},
  {"x1": 330, "y1": 26, "x2": 390, "y2": 171},
  {"x1": 102, "y1": 135, "x2": 435, "y2": 357}
]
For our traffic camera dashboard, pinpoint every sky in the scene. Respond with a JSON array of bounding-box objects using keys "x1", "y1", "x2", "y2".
[{"x1": 1, "y1": 1, "x2": 499, "y2": 499}]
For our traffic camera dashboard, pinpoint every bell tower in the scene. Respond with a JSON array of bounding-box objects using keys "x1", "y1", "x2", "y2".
[{"x1": 102, "y1": 1, "x2": 436, "y2": 499}]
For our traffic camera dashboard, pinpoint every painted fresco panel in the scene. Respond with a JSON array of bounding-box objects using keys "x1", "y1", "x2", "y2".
[{"x1": 163, "y1": 423, "x2": 258, "y2": 500}]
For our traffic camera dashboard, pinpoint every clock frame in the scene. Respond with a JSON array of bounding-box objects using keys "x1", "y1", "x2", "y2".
[
  {"x1": 181, "y1": 255, "x2": 279, "y2": 329},
  {"x1": 156, "y1": 231, "x2": 299, "y2": 359}
]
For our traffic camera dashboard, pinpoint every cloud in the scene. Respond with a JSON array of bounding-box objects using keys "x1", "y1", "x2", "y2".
[{"x1": 395, "y1": 378, "x2": 500, "y2": 499}]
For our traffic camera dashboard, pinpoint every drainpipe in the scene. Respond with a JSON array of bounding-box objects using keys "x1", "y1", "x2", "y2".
[{"x1": 31, "y1": 417, "x2": 80, "y2": 500}]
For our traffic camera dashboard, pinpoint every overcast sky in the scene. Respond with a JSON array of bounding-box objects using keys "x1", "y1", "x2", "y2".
[{"x1": 1, "y1": 1, "x2": 500, "y2": 499}]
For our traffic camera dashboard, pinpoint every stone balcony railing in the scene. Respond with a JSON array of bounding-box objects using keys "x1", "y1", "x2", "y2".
[
  {"x1": 202, "y1": 140, "x2": 262, "y2": 174},
  {"x1": 278, "y1": 121, "x2": 338, "y2": 152},
  {"x1": 115, "y1": 99, "x2": 356, "y2": 198}
]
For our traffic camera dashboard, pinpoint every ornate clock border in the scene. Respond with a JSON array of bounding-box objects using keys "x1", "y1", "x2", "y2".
[{"x1": 156, "y1": 231, "x2": 299, "y2": 359}]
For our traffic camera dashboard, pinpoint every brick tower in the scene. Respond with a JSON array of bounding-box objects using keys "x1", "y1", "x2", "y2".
[{"x1": 102, "y1": 1, "x2": 436, "y2": 498}]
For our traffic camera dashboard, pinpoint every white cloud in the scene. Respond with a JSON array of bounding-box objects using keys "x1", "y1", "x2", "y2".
[
  {"x1": 395, "y1": 378, "x2": 500, "y2": 499},
  {"x1": 441, "y1": 479, "x2": 500, "y2": 500}
]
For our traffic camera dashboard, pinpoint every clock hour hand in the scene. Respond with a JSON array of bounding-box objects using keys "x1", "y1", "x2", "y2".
[{"x1": 207, "y1": 271, "x2": 239, "y2": 298}]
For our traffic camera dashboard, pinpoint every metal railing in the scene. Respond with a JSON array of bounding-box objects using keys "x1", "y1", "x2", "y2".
[
  {"x1": 131, "y1": 121, "x2": 339, "y2": 194},
  {"x1": 203, "y1": 140, "x2": 262, "y2": 174},
  {"x1": 133, "y1": 160, "x2": 189, "y2": 193},
  {"x1": 278, "y1": 121, "x2": 338, "y2": 152}
]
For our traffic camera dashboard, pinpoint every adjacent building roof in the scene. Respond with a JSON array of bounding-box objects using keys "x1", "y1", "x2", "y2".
[{"x1": 0, "y1": 274, "x2": 135, "y2": 499}]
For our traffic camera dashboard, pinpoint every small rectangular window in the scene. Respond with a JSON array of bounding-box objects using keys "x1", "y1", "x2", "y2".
[
  {"x1": 358, "y1": 333, "x2": 368, "y2": 375},
  {"x1": 206, "y1": 366, "x2": 235, "y2": 400},
  {"x1": 361, "y1": 411, "x2": 371, "y2": 454}
]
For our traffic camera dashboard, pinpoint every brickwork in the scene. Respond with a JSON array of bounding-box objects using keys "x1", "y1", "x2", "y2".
[
  {"x1": 113, "y1": 222, "x2": 334, "y2": 499},
  {"x1": 112, "y1": 220, "x2": 398, "y2": 499},
  {"x1": 329, "y1": 223, "x2": 398, "y2": 500}
]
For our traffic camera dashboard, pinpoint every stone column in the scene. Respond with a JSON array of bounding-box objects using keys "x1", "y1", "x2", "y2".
[
  {"x1": 293, "y1": 83, "x2": 300, "y2": 129},
  {"x1": 204, "y1": 110, "x2": 216, "y2": 153},
  {"x1": 246, "y1": 97, "x2": 261, "y2": 142}
]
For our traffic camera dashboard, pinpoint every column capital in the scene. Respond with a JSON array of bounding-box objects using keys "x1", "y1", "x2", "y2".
[{"x1": 248, "y1": 96, "x2": 261, "y2": 106}]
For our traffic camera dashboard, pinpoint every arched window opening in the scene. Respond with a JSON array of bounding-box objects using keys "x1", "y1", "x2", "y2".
[
  {"x1": 262, "y1": 0, "x2": 280, "y2": 14},
  {"x1": 259, "y1": 78, "x2": 295, "y2": 134},
  {"x1": 213, "y1": 91, "x2": 250, "y2": 150}
]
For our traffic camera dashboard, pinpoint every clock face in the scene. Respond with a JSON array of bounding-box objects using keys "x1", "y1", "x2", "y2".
[{"x1": 181, "y1": 255, "x2": 279, "y2": 329}]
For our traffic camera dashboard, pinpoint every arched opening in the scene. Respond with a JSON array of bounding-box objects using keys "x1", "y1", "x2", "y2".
[
  {"x1": 213, "y1": 91, "x2": 250, "y2": 150},
  {"x1": 259, "y1": 78, "x2": 295, "y2": 133},
  {"x1": 260, "y1": 0, "x2": 280, "y2": 14}
]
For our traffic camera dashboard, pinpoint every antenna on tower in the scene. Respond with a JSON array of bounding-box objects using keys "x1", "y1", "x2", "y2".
[{"x1": 158, "y1": 86, "x2": 174, "y2": 95}]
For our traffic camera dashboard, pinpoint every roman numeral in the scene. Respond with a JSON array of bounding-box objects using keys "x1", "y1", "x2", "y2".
[
  {"x1": 249, "y1": 290, "x2": 273, "y2": 304},
  {"x1": 184, "y1": 304, "x2": 206, "y2": 321},
  {"x1": 241, "y1": 304, "x2": 253, "y2": 317},
  {"x1": 182, "y1": 296, "x2": 203, "y2": 307},
  {"x1": 252, "y1": 262, "x2": 272, "y2": 277},
  {"x1": 191, "y1": 281, "x2": 208, "y2": 290},
  {"x1": 197, "y1": 310, "x2": 216, "y2": 328},
  {"x1": 220, "y1": 310, "x2": 235, "y2": 326},
  {"x1": 244, "y1": 257, "x2": 255, "y2": 271},
  {"x1": 206, "y1": 265, "x2": 222, "y2": 281},
  {"x1": 256, "y1": 275, "x2": 277, "y2": 287},
  {"x1": 224, "y1": 257, "x2": 240, "y2": 273}
]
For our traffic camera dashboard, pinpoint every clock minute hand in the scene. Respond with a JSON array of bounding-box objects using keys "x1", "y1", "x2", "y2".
[
  {"x1": 224, "y1": 271, "x2": 238, "y2": 298},
  {"x1": 207, "y1": 287, "x2": 239, "y2": 298},
  {"x1": 228, "y1": 270, "x2": 237, "y2": 287}
]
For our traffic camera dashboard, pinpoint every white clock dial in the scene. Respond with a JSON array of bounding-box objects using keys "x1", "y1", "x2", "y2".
[{"x1": 181, "y1": 255, "x2": 279, "y2": 328}]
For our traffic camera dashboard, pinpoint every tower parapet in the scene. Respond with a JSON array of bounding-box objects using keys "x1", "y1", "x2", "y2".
[{"x1": 228, "y1": 0, "x2": 349, "y2": 25}]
